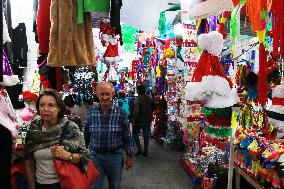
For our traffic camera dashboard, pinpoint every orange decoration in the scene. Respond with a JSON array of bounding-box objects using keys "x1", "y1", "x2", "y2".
[
  {"x1": 245, "y1": 0, "x2": 271, "y2": 31},
  {"x1": 232, "y1": 0, "x2": 241, "y2": 6}
]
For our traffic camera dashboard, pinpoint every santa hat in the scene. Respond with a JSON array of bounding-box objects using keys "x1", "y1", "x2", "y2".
[
  {"x1": 185, "y1": 31, "x2": 239, "y2": 108},
  {"x1": 21, "y1": 91, "x2": 38, "y2": 102},
  {"x1": 268, "y1": 83, "x2": 284, "y2": 135}
]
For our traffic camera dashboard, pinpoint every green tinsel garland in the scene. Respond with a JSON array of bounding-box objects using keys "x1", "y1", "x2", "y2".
[
  {"x1": 121, "y1": 24, "x2": 137, "y2": 53},
  {"x1": 230, "y1": 0, "x2": 247, "y2": 46},
  {"x1": 158, "y1": 11, "x2": 166, "y2": 35},
  {"x1": 202, "y1": 107, "x2": 232, "y2": 117},
  {"x1": 205, "y1": 124, "x2": 231, "y2": 139}
]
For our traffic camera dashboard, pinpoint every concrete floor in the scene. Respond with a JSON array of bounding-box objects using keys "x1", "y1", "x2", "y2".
[{"x1": 103, "y1": 140, "x2": 193, "y2": 189}]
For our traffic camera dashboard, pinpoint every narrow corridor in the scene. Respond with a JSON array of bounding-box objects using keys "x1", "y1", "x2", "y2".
[{"x1": 104, "y1": 140, "x2": 193, "y2": 189}]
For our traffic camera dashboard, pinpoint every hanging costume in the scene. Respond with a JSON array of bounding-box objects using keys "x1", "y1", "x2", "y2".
[
  {"x1": 37, "y1": 0, "x2": 51, "y2": 55},
  {"x1": 48, "y1": 0, "x2": 95, "y2": 67}
]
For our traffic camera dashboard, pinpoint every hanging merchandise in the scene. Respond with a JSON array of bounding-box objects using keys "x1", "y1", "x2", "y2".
[
  {"x1": 37, "y1": 0, "x2": 51, "y2": 55},
  {"x1": 257, "y1": 35, "x2": 269, "y2": 105},
  {"x1": 158, "y1": 11, "x2": 166, "y2": 36},
  {"x1": 99, "y1": 19, "x2": 122, "y2": 64},
  {"x1": 121, "y1": 24, "x2": 137, "y2": 53},
  {"x1": 271, "y1": 0, "x2": 284, "y2": 58},
  {"x1": 73, "y1": 67, "x2": 95, "y2": 105},
  {"x1": 77, "y1": 0, "x2": 110, "y2": 24},
  {"x1": 12, "y1": 23, "x2": 28, "y2": 71},
  {"x1": 110, "y1": 0, "x2": 123, "y2": 37},
  {"x1": 245, "y1": 0, "x2": 271, "y2": 32},
  {"x1": 48, "y1": 0, "x2": 95, "y2": 67},
  {"x1": 267, "y1": 83, "x2": 284, "y2": 139},
  {"x1": 0, "y1": 49, "x2": 20, "y2": 86},
  {"x1": 37, "y1": 54, "x2": 49, "y2": 76},
  {"x1": 0, "y1": 88, "x2": 19, "y2": 139},
  {"x1": 230, "y1": 1, "x2": 244, "y2": 46},
  {"x1": 107, "y1": 64, "x2": 119, "y2": 82},
  {"x1": 30, "y1": 71, "x2": 41, "y2": 96},
  {"x1": 185, "y1": 31, "x2": 239, "y2": 108},
  {"x1": 2, "y1": 11, "x2": 11, "y2": 44}
]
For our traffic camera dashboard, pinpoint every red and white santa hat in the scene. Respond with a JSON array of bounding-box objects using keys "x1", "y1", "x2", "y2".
[{"x1": 185, "y1": 31, "x2": 239, "y2": 108}]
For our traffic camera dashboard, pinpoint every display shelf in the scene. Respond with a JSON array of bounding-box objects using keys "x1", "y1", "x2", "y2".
[
  {"x1": 234, "y1": 163, "x2": 266, "y2": 189},
  {"x1": 179, "y1": 158, "x2": 203, "y2": 179}
]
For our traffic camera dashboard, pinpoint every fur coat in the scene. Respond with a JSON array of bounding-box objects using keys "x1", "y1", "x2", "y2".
[{"x1": 48, "y1": 0, "x2": 95, "y2": 67}]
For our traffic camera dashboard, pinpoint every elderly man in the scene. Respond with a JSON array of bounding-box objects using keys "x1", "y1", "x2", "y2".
[{"x1": 85, "y1": 82, "x2": 134, "y2": 189}]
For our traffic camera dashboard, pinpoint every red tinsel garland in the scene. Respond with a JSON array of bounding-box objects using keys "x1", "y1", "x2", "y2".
[
  {"x1": 131, "y1": 60, "x2": 136, "y2": 80},
  {"x1": 272, "y1": 97, "x2": 284, "y2": 106},
  {"x1": 206, "y1": 114, "x2": 232, "y2": 127},
  {"x1": 271, "y1": 0, "x2": 284, "y2": 58},
  {"x1": 257, "y1": 43, "x2": 268, "y2": 105}
]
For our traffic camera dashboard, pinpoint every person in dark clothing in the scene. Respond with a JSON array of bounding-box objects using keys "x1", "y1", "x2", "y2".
[
  {"x1": 133, "y1": 84, "x2": 154, "y2": 157},
  {"x1": 0, "y1": 125, "x2": 13, "y2": 189},
  {"x1": 152, "y1": 94, "x2": 168, "y2": 144},
  {"x1": 126, "y1": 90, "x2": 135, "y2": 121}
]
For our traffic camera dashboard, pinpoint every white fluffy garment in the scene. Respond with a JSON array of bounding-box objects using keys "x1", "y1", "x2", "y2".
[
  {"x1": 185, "y1": 76, "x2": 239, "y2": 108},
  {"x1": 107, "y1": 65, "x2": 119, "y2": 82},
  {"x1": 269, "y1": 118, "x2": 284, "y2": 131},
  {"x1": 0, "y1": 75, "x2": 20, "y2": 86},
  {"x1": 268, "y1": 105, "x2": 284, "y2": 115},
  {"x1": 198, "y1": 31, "x2": 224, "y2": 56},
  {"x1": 272, "y1": 82, "x2": 284, "y2": 98}
]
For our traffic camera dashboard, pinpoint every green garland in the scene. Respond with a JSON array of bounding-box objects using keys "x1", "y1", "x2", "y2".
[
  {"x1": 205, "y1": 124, "x2": 231, "y2": 139},
  {"x1": 158, "y1": 11, "x2": 166, "y2": 35},
  {"x1": 202, "y1": 107, "x2": 232, "y2": 117},
  {"x1": 121, "y1": 24, "x2": 137, "y2": 53}
]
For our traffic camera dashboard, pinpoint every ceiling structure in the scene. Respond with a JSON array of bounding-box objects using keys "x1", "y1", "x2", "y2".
[{"x1": 120, "y1": 0, "x2": 180, "y2": 32}]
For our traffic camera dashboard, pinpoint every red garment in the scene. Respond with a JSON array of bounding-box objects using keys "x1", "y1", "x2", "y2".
[
  {"x1": 257, "y1": 44, "x2": 268, "y2": 105},
  {"x1": 271, "y1": 0, "x2": 284, "y2": 58},
  {"x1": 55, "y1": 68, "x2": 63, "y2": 91},
  {"x1": 11, "y1": 159, "x2": 26, "y2": 189},
  {"x1": 37, "y1": 0, "x2": 51, "y2": 54},
  {"x1": 20, "y1": 91, "x2": 38, "y2": 102},
  {"x1": 192, "y1": 51, "x2": 233, "y2": 88}
]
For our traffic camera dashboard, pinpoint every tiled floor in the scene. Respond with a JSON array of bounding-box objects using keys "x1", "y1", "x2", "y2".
[{"x1": 103, "y1": 140, "x2": 193, "y2": 189}]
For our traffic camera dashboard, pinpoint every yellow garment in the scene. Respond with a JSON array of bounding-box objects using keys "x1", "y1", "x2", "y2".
[
  {"x1": 156, "y1": 64, "x2": 161, "y2": 77},
  {"x1": 30, "y1": 71, "x2": 41, "y2": 96}
]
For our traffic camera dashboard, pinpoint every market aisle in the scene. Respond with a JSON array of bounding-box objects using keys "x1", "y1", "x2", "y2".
[{"x1": 103, "y1": 140, "x2": 193, "y2": 189}]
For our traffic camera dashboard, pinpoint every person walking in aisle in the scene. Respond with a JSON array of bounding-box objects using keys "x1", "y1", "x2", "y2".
[
  {"x1": 85, "y1": 82, "x2": 134, "y2": 189},
  {"x1": 24, "y1": 89, "x2": 89, "y2": 189},
  {"x1": 116, "y1": 90, "x2": 130, "y2": 117},
  {"x1": 126, "y1": 90, "x2": 135, "y2": 121},
  {"x1": 133, "y1": 84, "x2": 154, "y2": 157}
]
